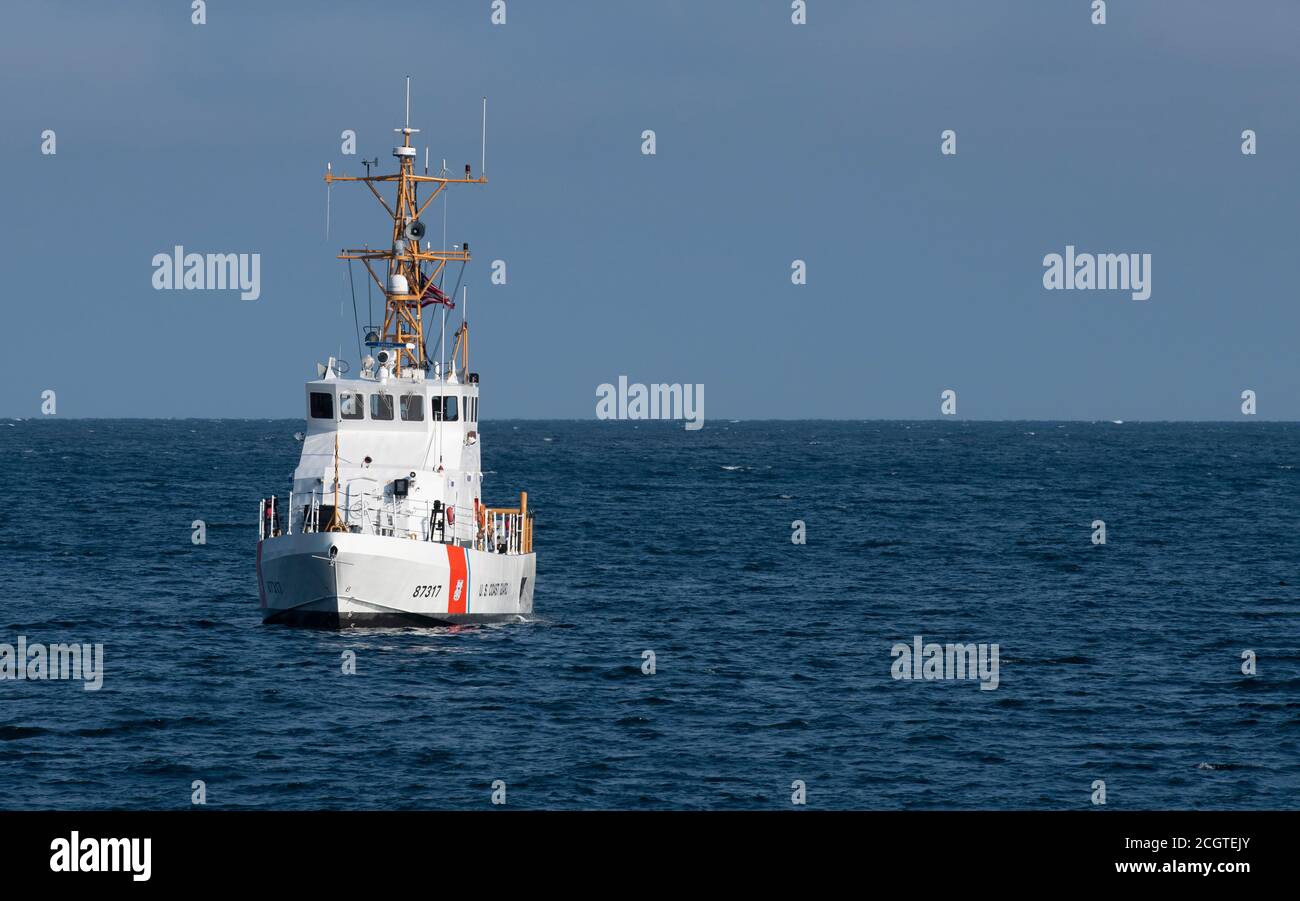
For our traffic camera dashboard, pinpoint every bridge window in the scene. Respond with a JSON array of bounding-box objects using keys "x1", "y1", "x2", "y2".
[
  {"x1": 339, "y1": 392, "x2": 365, "y2": 420},
  {"x1": 309, "y1": 392, "x2": 334, "y2": 419},
  {"x1": 432, "y1": 395, "x2": 459, "y2": 421},
  {"x1": 400, "y1": 395, "x2": 425, "y2": 422},
  {"x1": 370, "y1": 393, "x2": 394, "y2": 421}
]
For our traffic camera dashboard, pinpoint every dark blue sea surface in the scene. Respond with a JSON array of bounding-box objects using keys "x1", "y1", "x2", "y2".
[{"x1": 1, "y1": 419, "x2": 1298, "y2": 809}]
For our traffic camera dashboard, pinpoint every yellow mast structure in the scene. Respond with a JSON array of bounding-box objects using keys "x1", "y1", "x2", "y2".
[
  {"x1": 323, "y1": 429, "x2": 348, "y2": 533},
  {"x1": 325, "y1": 80, "x2": 485, "y2": 376}
]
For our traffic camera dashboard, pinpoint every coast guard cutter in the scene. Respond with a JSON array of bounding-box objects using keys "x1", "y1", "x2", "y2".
[{"x1": 256, "y1": 83, "x2": 536, "y2": 626}]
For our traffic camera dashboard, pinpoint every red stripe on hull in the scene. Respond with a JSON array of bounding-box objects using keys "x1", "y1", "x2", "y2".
[{"x1": 446, "y1": 544, "x2": 468, "y2": 614}]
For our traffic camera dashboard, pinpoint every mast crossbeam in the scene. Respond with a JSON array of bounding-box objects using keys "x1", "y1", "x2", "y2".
[{"x1": 322, "y1": 95, "x2": 484, "y2": 375}]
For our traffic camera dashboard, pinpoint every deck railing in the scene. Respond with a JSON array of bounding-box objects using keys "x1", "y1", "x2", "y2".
[
  {"x1": 258, "y1": 496, "x2": 282, "y2": 540},
  {"x1": 259, "y1": 489, "x2": 534, "y2": 554},
  {"x1": 483, "y1": 492, "x2": 533, "y2": 554}
]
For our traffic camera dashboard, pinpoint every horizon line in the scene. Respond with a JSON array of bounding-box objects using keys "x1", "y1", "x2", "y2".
[{"x1": 4, "y1": 417, "x2": 1296, "y2": 425}]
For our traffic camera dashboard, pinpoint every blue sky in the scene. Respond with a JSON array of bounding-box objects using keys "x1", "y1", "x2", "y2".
[{"x1": 2, "y1": 0, "x2": 1297, "y2": 419}]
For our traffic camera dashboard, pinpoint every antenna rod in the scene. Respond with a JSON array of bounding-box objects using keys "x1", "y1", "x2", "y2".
[
  {"x1": 462, "y1": 286, "x2": 469, "y2": 377},
  {"x1": 439, "y1": 305, "x2": 446, "y2": 464},
  {"x1": 481, "y1": 97, "x2": 487, "y2": 177},
  {"x1": 405, "y1": 75, "x2": 411, "y2": 129},
  {"x1": 325, "y1": 162, "x2": 332, "y2": 238}
]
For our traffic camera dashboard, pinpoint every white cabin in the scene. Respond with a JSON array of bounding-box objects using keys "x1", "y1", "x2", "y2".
[{"x1": 282, "y1": 363, "x2": 492, "y2": 547}]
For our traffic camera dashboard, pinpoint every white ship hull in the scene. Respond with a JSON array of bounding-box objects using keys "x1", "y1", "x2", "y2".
[{"x1": 257, "y1": 532, "x2": 536, "y2": 628}]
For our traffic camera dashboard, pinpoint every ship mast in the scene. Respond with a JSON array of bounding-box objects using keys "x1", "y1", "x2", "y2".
[{"x1": 325, "y1": 78, "x2": 486, "y2": 375}]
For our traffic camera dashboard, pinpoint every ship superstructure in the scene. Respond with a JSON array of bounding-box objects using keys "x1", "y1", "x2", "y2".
[{"x1": 256, "y1": 83, "x2": 535, "y2": 627}]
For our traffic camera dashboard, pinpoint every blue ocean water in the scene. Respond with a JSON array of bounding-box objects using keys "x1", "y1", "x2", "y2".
[{"x1": 1, "y1": 419, "x2": 1297, "y2": 810}]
